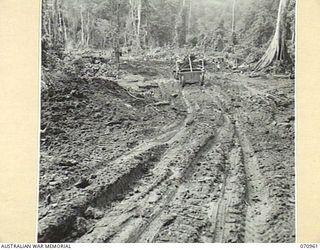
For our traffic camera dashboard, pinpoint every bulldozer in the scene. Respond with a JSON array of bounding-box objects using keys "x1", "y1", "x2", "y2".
[{"x1": 173, "y1": 54, "x2": 205, "y2": 87}]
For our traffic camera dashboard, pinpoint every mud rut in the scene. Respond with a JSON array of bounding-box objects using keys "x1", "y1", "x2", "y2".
[{"x1": 38, "y1": 64, "x2": 294, "y2": 243}]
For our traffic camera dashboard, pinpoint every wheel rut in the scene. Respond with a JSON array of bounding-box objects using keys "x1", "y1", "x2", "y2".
[
  {"x1": 234, "y1": 116, "x2": 272, "y2": 243},
  {"x1": 39, "y1": 71, "x2": 295, "y2": 243},
  {"x1": 38, "y1": 100, "x2": 188, "y2": 243},
  {"x1": 75, "y1": 86, "x2": 227, "y2": 243}
]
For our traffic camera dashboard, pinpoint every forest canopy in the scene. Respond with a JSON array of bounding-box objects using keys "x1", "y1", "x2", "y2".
[{"x1": 42, "y1": 0, "x2": 295, "y2": 71}]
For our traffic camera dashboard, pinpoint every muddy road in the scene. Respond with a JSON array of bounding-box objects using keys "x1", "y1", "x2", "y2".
[{"x1": 38, "y1": 59, "x2": 295, "y2": 243}]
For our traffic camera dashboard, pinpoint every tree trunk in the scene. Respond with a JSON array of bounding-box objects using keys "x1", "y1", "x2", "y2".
[
  {"x1": 129, "y1": 0, "x2": 136, "y2": 48},
  {"x1": 175, "y1": 0, "x2": 187, "y2": 48},
  {"x1": 187, "y1": 0, "x2": 191, "y2": 38},
  {"x1": 42, "y1": 0, "x2": 47, "y2": 37},
  {"x1": 254, "y1": 0, "x2": 290, "y2": 71},
  {"x1": 136, "y1": 0, "x2": 141, "y2": 48},
  {"x1": 129, "y1": 0, "x2": 141, "y2": 50},
  {"x1": 80, "y1": 5, "x2": 84, "y2": 48},
  {"x1": 57, "y1": 0, "x2": 64, "y2": 45},
  {"x1": 63, "y1": 16, "x2": 68, "y2": 46},
  {"x1": 48, "y1": 9, "x2": 51, "y2": 38},
  {"x1": 51, "y1": 0, "x2": 56, "y2": 43},
  {"x1": 86, "y1": 12, "x2": 90, "y2": 47},
  {"x1": 231, "y1": 0, "x2": 236, "y2": 34}
]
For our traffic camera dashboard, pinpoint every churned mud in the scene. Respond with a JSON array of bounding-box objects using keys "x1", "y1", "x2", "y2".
[{"x1": 38, "y1": 59, "x2": 295, "y2": 243}]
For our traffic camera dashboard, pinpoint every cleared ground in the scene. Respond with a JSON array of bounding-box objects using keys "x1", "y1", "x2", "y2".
[{"x1": 38, "y1": 59, "x2": 295, "y2": 243}]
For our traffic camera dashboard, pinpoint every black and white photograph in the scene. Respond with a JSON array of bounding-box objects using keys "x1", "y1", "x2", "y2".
[{"x1": 38, "y1": 0, "x2": 295, "y2": 243}]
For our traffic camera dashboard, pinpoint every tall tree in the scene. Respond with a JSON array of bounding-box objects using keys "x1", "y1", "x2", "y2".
[
  {"x1": 175, "y1": 0, "x2": 189, "y2": 47},
  {"x1": 231, "y1": 0, "x2": 237, "y2": 47},
  {"x1": 231, "y1": 0, "x2": 236, "y2": 34},
  {"x1": 254, "y1": 0, "x2": 291, "y2": 71},
  {"x1": 80, "y1": 5, "x2": 85, "y2": 47},
  {"x1": 128, "y1": 0, "x2": 142, "y2": 50}
]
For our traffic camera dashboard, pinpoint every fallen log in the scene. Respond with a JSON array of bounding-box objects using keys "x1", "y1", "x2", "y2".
[
  {"x1": 138, "y1": 84, "x2": 159, "y2": 89},
  {"x1": 126, "y1": 89, "x2": 145, "y2": 100},
  {"x1": 154, "y1": 101, "x2": 170, "y2": 106},
  {"x1": 249, "y1": 73, "x2": 261, "y2": 78}
]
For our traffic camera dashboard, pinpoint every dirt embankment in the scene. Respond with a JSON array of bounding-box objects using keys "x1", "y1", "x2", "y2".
[{"x1": 38, "y1": 58, "x2": 295, "y2": 243}]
